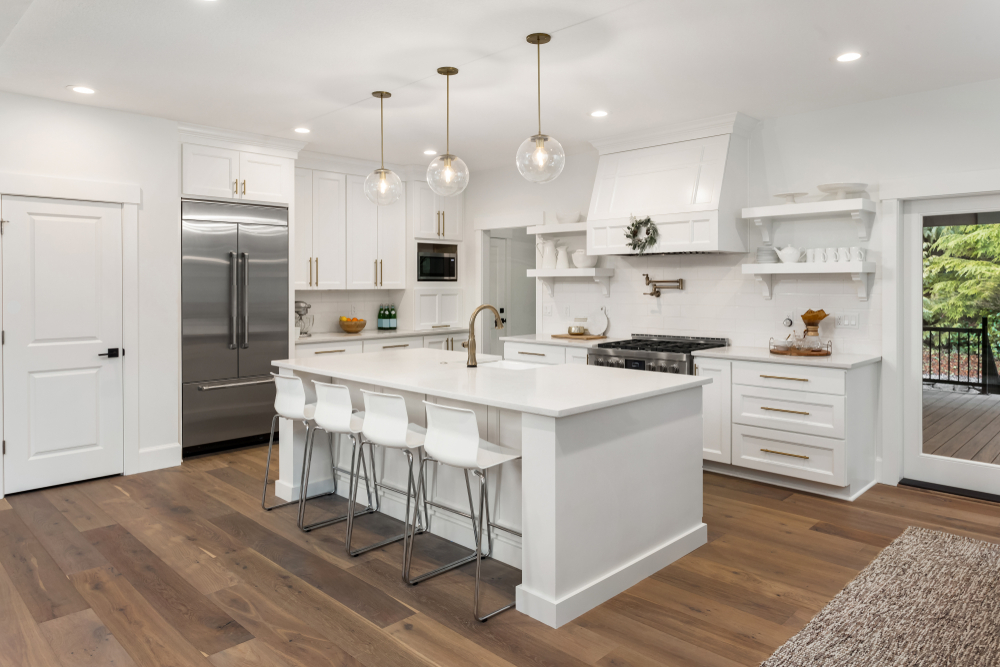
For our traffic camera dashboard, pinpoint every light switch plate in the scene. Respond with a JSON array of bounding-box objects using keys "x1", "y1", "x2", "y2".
[
  {"x1": 544, "y1": 304, "x2": 553, "y2": 316},
  {"x1": 835, "y1": 311, "x2": 860, "y2": 329}
]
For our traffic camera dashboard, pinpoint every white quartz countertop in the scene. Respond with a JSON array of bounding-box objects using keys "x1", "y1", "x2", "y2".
[
  {"x1": 273, "y1": 347, "x2": 709, "y2": 418},
  {"x1": 499, "y1": 333, "x2": 623, "y2": 349},
  {"x1": 692, "y1": 346, "x2": 882, "y2": 370},
  {"x1": 296, "y1": 327, "x2": 468, "y2": 345}
]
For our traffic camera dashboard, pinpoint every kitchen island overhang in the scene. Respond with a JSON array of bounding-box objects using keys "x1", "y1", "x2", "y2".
[{"x1": 272, "y1": 348, "x2": 709, "y2": 627}]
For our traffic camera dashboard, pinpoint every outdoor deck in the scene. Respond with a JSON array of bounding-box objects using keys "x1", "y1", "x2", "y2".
[{"x1": 923, "y1": 387, "x2": 1000, "y2": 464}]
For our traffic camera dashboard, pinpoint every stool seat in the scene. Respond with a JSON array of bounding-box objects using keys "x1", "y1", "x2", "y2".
[
  {"x1": 473, "y1": 440, "x2": 520, "y2": 470},
  {"x1": 302, "y1": 403, "x2": 317, "y2": 420},
  {"x1": 403, "y1": 424, "x2": 426, "y2": 450},
  {"x1": 348, "y1": 411, "x2": 365, "y2": 433}
]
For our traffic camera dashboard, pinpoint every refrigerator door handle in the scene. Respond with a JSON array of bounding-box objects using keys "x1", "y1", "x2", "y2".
[
  {"x1": 197, "y1": 377, "x2": 275, "y2": 391},
  {"x1": 241, "y1": 252, "x2": 250, "y2": 349},
  {"x1": 229, "y1": 251, "x2": 238, "y2": 350}
]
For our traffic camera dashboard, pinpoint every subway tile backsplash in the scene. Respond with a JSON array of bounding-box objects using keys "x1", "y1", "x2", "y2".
[{"x1": 295, "y1": 289, "x2": 408, "y2": 334}]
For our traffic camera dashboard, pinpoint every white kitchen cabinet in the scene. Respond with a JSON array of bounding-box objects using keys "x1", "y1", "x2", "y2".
[
  {"x1": 182, "y1": 143, "x2": 292, "y2": 204},
  {"x1": 345, "y1": 174, "x2": 405, "y2": 290},
  {"x1": 294, "y1": 340, "x2": 363, "y2": 357},
  {"x1": 295, "y1": 169, "x2": 347, "y2": 290},
  {"x1": 294, "y1": 169, "x2": 314, "y2": 289},
  {"x1": 362, "y1": 336, "x2": 423, "y2": 353},
  {"x1": 412, "y1": 180, "x2": 463, "y2": 241},
  {"x1": 377, "y1": 193, "x2": 406, "y2": 289},
  {"x1": 566, "y1": 348, "x2": 589, "y2": 365},
  {"x1": 423, "y1": 333, "x2": 464, "y2": 351},
  {"x1": 696, "y1": 358, "x2": 732, "y2": 464},
  {"x1": 503, "y1": 342, "x2": 565, "y2": 365},
  {"x1": 414, "y1": 288, "x2": 463, "y2": 329}
]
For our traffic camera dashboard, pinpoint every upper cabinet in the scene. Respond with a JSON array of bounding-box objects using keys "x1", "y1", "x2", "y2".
[
  {"x1": 296, "y1": 168, "x2": 347, "y2": 290},
  {"x1": 182, "y1": 143, "x2": 293, "y2": 204},
  {"x1": 411, "y1": 180, "x2": 463, "y2": 241},
  {"x1": 344, "y1": 175, "x2": 406, "y2": 290}
]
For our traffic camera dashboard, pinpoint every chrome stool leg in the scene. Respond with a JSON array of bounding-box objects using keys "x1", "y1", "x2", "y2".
[
  {"x1": 346, "y1": 442, "x2": 424, "y2": 557},
  {"x1": 261, "y1": 414, "x2": 297, "y2": 511},
  {"x1": 299, "y1": 430, "x2": 374, "y2": 532},
  {"x1": 474, "y1": 469, "x2": 514, "y2": 622}
]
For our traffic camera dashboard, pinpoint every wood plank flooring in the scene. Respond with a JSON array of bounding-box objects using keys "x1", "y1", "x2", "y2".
[
  {"x1": 923, "y1": 387, "x2": 1000, "y2": 463},
  {"x1": 1, "y1": 445, "x2": 999, "y2": 666}
]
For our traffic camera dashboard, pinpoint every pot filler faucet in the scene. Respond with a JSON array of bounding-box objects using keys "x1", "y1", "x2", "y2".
[{"x1": 466, "y1": 304, "x2": 504, "y2": 367}]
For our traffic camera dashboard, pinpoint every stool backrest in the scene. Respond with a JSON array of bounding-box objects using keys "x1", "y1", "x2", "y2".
[
  {"x1": 312, "y1": 381, "x2": 354, "y2": 433},
  {"x1": 272, "y1": 373, "x2": 309, "y2": 421},
  {"x1": 423, "y1": 401, "x2": 481, "y2": 469},
  {"x1": 361, "y1": 389, "x2": 410, "y2": 448}
]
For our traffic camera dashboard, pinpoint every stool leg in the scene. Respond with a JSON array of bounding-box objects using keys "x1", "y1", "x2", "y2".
[
  {"x1": 297, "y1": 422, "x2": 317, "y2": 529},
  {"x1": 299, "y1": 428, "x2": 367, "y2": 533},
  {"x1": 328, "y1": 432, "x2": 338, "y2": 495},
  {"x1": 474, "y1": 469, "x2": 514, "y2": 622},
  {"x1": 262, "y1": 414, "x2": 296, "y2": 511},
  {"x1": 345, "y1": 442, "x2": 412, "y2": 557}
]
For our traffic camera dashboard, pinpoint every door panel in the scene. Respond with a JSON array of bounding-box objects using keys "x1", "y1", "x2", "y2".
[
  {"x1": 240, "y1": 153, "x2": 291, "y2": 203},
  {"x1": 2, "y1": 196, "x2": 124, "y2": 493},
  {"x1": 238, "y1": 224, "x2": 288, "y2": 378},
  {"x1": 441, "y1": 192, "x2": 464, "y2": 240},
  {"x1": 487, "y1": 238, "x2": 507, "y2": 354},
  {"x1": 313, "y1": 170, "x2": 347, "y2": 290},
  {"x1": 412, "y1": 181, "x2": 437, "y2": 238},
  {"x1": 182, "y1": 144, "x2": 239, "y2": 199},
  {"x1": 294, "y1": 168, "x2": 313, "y2": 289},
  {"x1": 182, "y1": 220, "x2": 239, "y2": 383},
  {"x1": 377, "y1": 194, "x2": 406, "y2": 289},
  {"x1": 345, "y1": 175, "x2": 377, "y2": 289}
]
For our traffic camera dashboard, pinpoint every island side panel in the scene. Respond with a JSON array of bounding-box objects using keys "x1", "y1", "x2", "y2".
[{"x1": 517, "y1": 387, "x2": 707, "y2": 629}]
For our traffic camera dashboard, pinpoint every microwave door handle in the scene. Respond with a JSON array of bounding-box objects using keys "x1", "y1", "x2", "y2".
[
  {"x1": 241, "y1": 252, "x2": 249, "y2": 349},
  {"x1": 229, "y1": 251, "x2": 238, "y2": 349}
]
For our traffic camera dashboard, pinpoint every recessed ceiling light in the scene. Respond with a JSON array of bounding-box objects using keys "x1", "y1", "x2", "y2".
[
  {"x1": 590, "y1": 110, "x2": 608, "y2": 117},
  {"x1": 67, "y1": 85, "x2": 95, "y2": 94},
  {"x1": 836, "y1": 52, "x2": 862, "y2": 62},
  {"x1": 423, "y1": 149, "x2": 436, "y2": 155},
  {"x1": 294, "y1": 127, "x2": 310, "y2": 134}
]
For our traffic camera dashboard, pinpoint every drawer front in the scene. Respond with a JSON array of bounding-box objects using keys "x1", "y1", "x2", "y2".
[
  {"x1": 733, "y1": 424, "x2": 846, "y2": 487},
  {"x1": 362, "y1": 336, "x2": 423, "y2": 353},
  {"x1": 565, "y1": 348, "x2": 589, "y2": 365},
  {"x1": 295, "y1": 340, "x2": 364, "y2": 357},
  {"x1": 504, "y1": 342, "x2": 565, "y2": 365},
  {"x1": 732, "y1": 361, "x2": 845, "y2": 396},
  {"x1": 732, "y1": 385, "x2": 845, "y2": 438}
]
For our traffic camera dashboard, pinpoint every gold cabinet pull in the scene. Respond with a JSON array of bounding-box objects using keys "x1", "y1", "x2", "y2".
[
  {"x1": 309, "y1": 257, "x2": 313, "y2": 286},
  {"x1": 374, "y1": 259, "x2": 377, "y2": 285},
  {"x1": 437, "y1": 211, "x2": 441, "y2": 236},
  {"x1": 760, "y1": 374, "x2": 809, "y2": 382},
  {"x1": 315, "y1": 257, "x2": 319, "y2": 285},
  {"x1": 241, "y1": 180, "x2": 246, "y2": 195},
  {"x1": 761, "y1": 448, "x2": 810, "y2": 460},
  {"x1": 761, "y1": 406, "x2": 810, "y2": 416},
  {"x1": 518, "y1": 351, "x2": 545, "y2": 357},
  {"x1": 315, "y1": 349, "x2": 346, "y2": 355},
  {"x1": 442, "y1": 210, "x2": 445, "y2": 236},
  {"x1": 379, "y1": 259, "x2": 383, "y2": 286},
  {"x1": 233, "y1": 179, "x2": 238, "y2": 195},
  {"x1": 431, "y1": 324, "x2": 450, "y2": 329},
  {"x1": 384, "y1": 343, "x2": 409, "y2": 349}
]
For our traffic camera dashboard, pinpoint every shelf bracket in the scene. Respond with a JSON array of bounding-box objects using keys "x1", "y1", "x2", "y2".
[
  {"x1": 852, "y1": 272, "x2": 874, "y2": 301},
  {"x1": 594, "y1": 275, "x2": 611, "y2": 297},
  {"x1": 754, "y1": 274, "x2": 774, "y2": 300},
  {"x1": 753, "y1": 218, "x2": 773, "y2": 246},
  {"x1": 852, "y1": 209, "x2": 876, "y2": 241},
  {"x1": 539, "y1": 278, "x2": 555, "y2": 297}
]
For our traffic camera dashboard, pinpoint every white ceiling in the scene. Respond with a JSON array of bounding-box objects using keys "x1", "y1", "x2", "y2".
[{"x1": 3, "y1": 0, "x2": 1000, "y2": 170}]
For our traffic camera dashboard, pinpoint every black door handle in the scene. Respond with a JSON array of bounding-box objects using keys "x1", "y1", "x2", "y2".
[{"x1": 98, "y1": 348, "x2": 121, "y2": 358}]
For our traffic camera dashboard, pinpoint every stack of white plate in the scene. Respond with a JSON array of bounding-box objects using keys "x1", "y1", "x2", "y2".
[{"x1": 755, "y1": 247, "x2": 779, "y2": 264}]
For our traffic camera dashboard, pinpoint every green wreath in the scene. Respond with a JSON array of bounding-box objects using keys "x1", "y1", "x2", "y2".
[{"x1": 625, "y1": 216, "x2": 658, "y2": 254}]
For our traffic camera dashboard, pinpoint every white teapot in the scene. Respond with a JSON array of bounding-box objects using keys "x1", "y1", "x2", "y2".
[
  {"x1": 537, "y1": 238, "x2": 557, "y2": 269},
  {"x1": 776, "y1": 245, "x2": 803, "y2": 263}
]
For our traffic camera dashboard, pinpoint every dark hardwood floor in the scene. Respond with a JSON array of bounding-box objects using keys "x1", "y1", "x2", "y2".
[{"x1": 1, "y1": 445, "x2": 999, "y2": 666}]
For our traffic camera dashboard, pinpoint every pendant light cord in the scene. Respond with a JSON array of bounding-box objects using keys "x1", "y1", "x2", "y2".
[
  {"x1": 537, "y1": 42, "x2": 541, "y2": 135},
  {"x1": 446, "y1": 74, "x2": 450, "y2": 155},
  {"x1": 380, "y1": 96, "x2": 384, "y2": 169}
]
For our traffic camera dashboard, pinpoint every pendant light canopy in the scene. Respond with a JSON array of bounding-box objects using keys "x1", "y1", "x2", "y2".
[
  {"x1": 426, "y1": 67, "x2": 469, "y2": 197},
  {"x1": 516, "y1": 33, "x2": 565, "y2": 184},
  {"x1": 364, "y1": 91, "x2": 403, "y2": 206}
]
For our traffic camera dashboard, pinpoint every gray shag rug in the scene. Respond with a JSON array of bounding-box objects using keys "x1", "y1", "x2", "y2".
[{"x1": 762, "y1": 526, "x2": 1000, "y2": 666}]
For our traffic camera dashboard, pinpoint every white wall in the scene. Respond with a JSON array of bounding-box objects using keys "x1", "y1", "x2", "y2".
[{"x1": 0, "y1": 91, "x2": 181, "y2": 455}]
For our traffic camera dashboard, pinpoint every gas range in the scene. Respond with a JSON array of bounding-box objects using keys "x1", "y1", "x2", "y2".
[{"x1": 587, "y1": 334, "x2": 729, "y2": 374}]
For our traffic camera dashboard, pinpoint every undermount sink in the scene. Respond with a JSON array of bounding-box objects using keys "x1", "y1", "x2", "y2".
[{"x1": 477, "y1": 360, "x2": 539, "y2": 371}]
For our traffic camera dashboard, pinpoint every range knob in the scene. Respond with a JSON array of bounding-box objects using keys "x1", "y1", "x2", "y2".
[
  {"x1": 647, "y1": 361, "x2": 661, "y2": 372},
  {"x1": 667, "y1": 366, "x2": 679, "y2": 373},
  {"x1": 613, "y1": 358, "x2": 626, "y2": 369}
]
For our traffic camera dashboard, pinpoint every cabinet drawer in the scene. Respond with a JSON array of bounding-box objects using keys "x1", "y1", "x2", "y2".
[
  {"x1": 295, "y1": 340, "x2": 363, "y2": 357},
  {"x1": 363, "y1": 336, "x2": 423, "y2": 353},
  {"x1": 504, "y1": 342, "x2": 565, "y2": 365},
  {"x1": 565, "y1": 348, "x2": 589, "y2": 365},
  {"x1": 733, "y1": 424, "x2": 846, "y2": 487},
  {"x1": 732, "y1": 361, "x2": 845, "y2": 395},
  {"x1": 732, "y1": 385, "x2": 844, "y2": 438}
]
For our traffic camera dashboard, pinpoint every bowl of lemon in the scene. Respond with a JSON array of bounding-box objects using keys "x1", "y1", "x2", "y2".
[{"x1": 339, "y1": 316, "x2": 366, "y2": 334}]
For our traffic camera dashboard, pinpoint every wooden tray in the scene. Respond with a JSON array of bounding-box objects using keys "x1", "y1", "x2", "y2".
[
  {"x1": 770, "y1": 347, "x2": 832, "y2": 357},
  {"x1": 550, "y1": 333, "x2": 607, "y2": 341}
]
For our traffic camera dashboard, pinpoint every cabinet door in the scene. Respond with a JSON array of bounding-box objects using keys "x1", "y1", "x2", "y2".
[
  {"x1": 437, "y1": 289, "x2": 463, "y2": 327},
  {"x1": 414, "y1": 290, "x2": 440, "y2": 329},
  {"x1": 377, "y1": 193, "x2": 407, "y2": 289},
  {"x1": 345, "y1": 175, "x2": 378, "y2": 289},
  {"x1": 182, "y1": 144, "x2": 240, "y2": 199},
  {"x1": 697, "y1": 358, "x2": 732, "y2": 464},
  {"x1": 313, "y1": 170, "x2": 347, "y2": 290},
  {"x1": 423, "y1": 334, "x2": 450, "y2": 350},
  {"x1": 566, "y1": 348, "x2": 589, "y2": 365},
  {"x1": 239, "y1": 153, "x2": 292, "y2": 203},
  {"x1": 411, "y1": 181, "x2": 438, "y2": 238},
  {"x1": 293, "y1": 168, "x2": 313, "y2": 290},
  {"x1": 441, "y1": 191, "x2": 464, "y2": 241}
]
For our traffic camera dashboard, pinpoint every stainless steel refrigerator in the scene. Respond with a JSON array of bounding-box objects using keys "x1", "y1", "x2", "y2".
[{"x1": 182, "y1": 200, "x2": 288, "y2": 451}]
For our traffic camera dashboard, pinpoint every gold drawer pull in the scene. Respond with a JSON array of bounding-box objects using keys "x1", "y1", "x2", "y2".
[
  {"x1": 761, "y1": 448, "x2": 810, "y2": 460},
  {"x1": 384, "y1": 344, "x2": 409, "y2": 349},
  {"x1": 760, "y1": 374, "x2": 809, "y2": 382},
  {"x1": 518, "y1": 351, "x2": 545, "y2": 357},
  {"x1": 761, "y1": 406, "x2": 810, "y2": 416},
  {"x1": 432, "y1": 324, "x2": 450, "y2": 329},
  {"x1": 315, "y1": 349, "x2": 346, "y2": 355}
]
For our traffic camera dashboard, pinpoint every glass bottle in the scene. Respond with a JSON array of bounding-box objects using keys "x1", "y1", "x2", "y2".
[
  {"x1": 377, "y1": 304, "x2": 384, "y2": 330},
  {"x1": 390, "y1": 303, "x2": 397, "y2": 330}
]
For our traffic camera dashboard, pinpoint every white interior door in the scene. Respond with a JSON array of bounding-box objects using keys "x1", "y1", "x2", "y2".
[
  {"x1": 487, "y1": 237, "x2": 508, "y2": 355},
  {"x1": 2, "y1": 196, "x2": 124, "y2": 494}
]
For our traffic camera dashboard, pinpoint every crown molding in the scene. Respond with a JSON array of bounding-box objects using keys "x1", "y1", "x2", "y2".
[
  {"x1": 296, "y1": 150, "x2": 426, "y2": 179},
  {"x1": 588, "y1": 112, "x2": 759, "y2": 155},
  {"x1": 178, "y1": 123, "x2": 308, "y2": 159}
]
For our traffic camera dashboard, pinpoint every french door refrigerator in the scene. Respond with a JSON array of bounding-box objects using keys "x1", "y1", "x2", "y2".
[{"x1": 182, "y1": 200, "x2": 288, "y2": 451}]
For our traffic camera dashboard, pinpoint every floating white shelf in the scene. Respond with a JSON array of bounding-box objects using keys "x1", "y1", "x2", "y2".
[
  {"x1": 742, "y1": 261, "x2": 876, "y2": 301},
  {"x1": 526, "y1": 222, "x2": 588, "y2": 235},
  {"x1": 742, "y1": 198, "x2": 877, "y2": 245},
  {"x1": 527, "y1": 267, "x2": 615, "y2": 297}
]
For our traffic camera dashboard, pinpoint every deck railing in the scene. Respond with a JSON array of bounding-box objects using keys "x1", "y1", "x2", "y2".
[{"x1": 922, "y1": 318, "x2": 990, "y2": 392}]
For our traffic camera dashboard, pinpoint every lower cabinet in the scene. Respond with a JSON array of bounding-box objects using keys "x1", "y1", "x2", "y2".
[
  {"x1": 424, "y1": 334, "x2": 465, "y2": 351},
  {"x1": 503, "y1": 342, "x2": 566, "y2": 365},
  {"x1": 294, "y1": 340, "x2": 363, "y2": 357},
  {"x1": 362, "y1": 336, "x2": 423, "y2": 353},
  {"x1": 696, "y1": 358, "x2": 732, "y2": 464},
  {"x1": 414, "y1": 288, "x2": 463, "y2": 329}
]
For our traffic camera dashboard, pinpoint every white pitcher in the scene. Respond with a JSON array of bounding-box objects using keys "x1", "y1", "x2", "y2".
[
  {"x1": 537, "y1": 238, "x2": 557, "y2": 269},
  {"x1": 555, "y1": 245, "x2": 570, "y2": 269}
]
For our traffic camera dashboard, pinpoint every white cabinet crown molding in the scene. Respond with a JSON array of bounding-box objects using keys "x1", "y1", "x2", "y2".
[
  {"x1": 588, "y1": 111, "x2": 758, "y2": 155},
  {"x1": 0, "y1": 172, "x2": 140, "y2": 204},
  {"x1": 178, "y1": 123, "x2": 306, "y2": 159}
]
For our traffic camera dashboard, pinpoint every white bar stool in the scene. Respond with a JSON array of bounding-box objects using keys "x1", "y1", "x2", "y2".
[
  {"x1": 345, "y1": 389, "x2": 428, "y2": 558},
  {"x1": 404, "y1": 401, "x2": 521, "y2": 622},
  {"x1": 261, "y1": 373, "x2": 335, "y2": 512},
  {"x1": 297, "y1": 381, "x2": 376, "y2": 532}
]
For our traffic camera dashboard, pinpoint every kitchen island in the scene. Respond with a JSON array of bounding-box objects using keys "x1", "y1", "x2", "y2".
[{"x1": 272, "y1": 347, "x2": 709, "y2": 628}]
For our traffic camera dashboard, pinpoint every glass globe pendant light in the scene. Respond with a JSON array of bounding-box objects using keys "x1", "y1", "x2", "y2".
[
  {"x1": 364, "y1": 91, "x2": 403, "y2": 206},
  {"x1": 426, "y1": 67, "x2": 469, "y2": 197},
  {"x1": 516, "y1": 33, "x2": 565, "y2": 184}
]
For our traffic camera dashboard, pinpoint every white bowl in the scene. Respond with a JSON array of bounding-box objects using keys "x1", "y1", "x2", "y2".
[
  {"x1": 556, "y1": 211, "x2": 582, "y2": 224},
  {"x1": 571, "y1": 251, "x2": 599, "y2": 268}
]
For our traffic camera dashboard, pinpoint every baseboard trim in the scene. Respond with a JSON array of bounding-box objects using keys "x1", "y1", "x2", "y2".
[
  {"x1": 900, "y1": 478, "x2": 1000, "y2": 504},
  {"x1": 136, "y1": 442, "x2": 182, "y2": 473},
  {"x1": 515, "y1": 522, "x2": 707, "y2": 629},
  {"x1": 703, "y1": 461, "x2": 875, "y2": 501}
]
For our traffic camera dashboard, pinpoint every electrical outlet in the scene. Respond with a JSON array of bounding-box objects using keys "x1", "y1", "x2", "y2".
[
  {"x1": 564, "y1": 306, "x2": 571, "y2": 318},
  {"x1": 835, "y1": 311, "x2": 860, "y2": 329},
  {"x1": 544, "y1": 304, "x2": 553, "y2": 316},
  {"x1": 351, "y1": 304, "x2": 359, "y2": 316}
]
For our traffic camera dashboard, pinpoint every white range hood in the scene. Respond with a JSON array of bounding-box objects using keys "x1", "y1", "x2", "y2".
[{"x1": 586, "y1": 112, "x2": 757, "y2": 255}]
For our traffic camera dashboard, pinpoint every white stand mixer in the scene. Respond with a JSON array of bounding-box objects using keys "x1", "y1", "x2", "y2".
[{"x1": 294, "y1": 300, "x2": 314, "y2": 338}]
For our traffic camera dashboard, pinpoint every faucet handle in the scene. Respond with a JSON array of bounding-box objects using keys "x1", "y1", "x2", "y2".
[{"x1": 462, "y1": 340, "x2": 469, "y2": 348}]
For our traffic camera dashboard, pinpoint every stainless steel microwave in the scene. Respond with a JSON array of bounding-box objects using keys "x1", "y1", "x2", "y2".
[{"x1": 417, "y1": 247, "x2": 457, "y2": 281}]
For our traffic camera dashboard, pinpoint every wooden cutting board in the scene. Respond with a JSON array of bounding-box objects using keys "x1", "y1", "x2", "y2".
[{"x1": 550, "y1": 334, "x2": 607, "y2": 341}]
